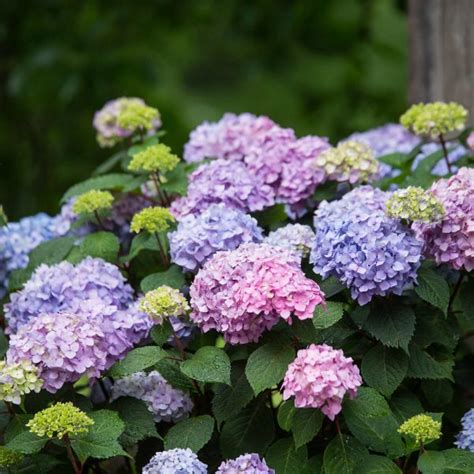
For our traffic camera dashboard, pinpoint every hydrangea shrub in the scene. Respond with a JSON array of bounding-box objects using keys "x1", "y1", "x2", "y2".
[{"x1": 0, "y1": 98, "x2": 474, "y2": 473}]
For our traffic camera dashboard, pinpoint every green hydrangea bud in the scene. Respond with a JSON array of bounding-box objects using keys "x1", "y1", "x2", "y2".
[
  {"x1": 27, "y1": 402, "x2": 94, "y2": 439},
  {"x1": 128, "y1": 143, "x2": 180, "y2": 174},
  {"x1": 398, "y1": 414, "x2": 442, "y2": 446},
  {"x1": 386, "y1": 186, "x2": 445, "y2": 223},
  {"x1": 400, "y1": 102, "x2": 468, "y2": 138},
  {"x1": 117, "y1": 102, "x2": 159, "y2": 132},
  {"x1": 72, "y1": 190, "x2": 114, "y2": 215},
  {"x1": 0, "y1": 446, "x2": 23, "y2": 467},
  {"x1": 314, "y1": 141, "x2": 379, "y2": 184},
  {"x1": 139, "y1": 286, "x2": 190, "y2": 324},
  {"x1": 130, "y1": 206, "x2": 175, "y2": 233},
  {"x1": 0, "y1": 360, "x2": 43, "y2": 405}
]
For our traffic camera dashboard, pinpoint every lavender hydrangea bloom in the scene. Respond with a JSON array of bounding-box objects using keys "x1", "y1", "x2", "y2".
[
  {"x1": 216, "y1": 454, "x2": 275, "y2": 473},
  {"x1": 412, "y1": 142, "x2": 467, "y2": 176},
  {"x1": 111, "y1": 371, "x2": 193, "y2": 423},
  {"x1": 456, "y1": 408, "x2": 474, "y2": 452},
  {"x1": 169, "y1": 204, "x2": 263, "y2": 271},
  {"x1": 310, "y1": 186, "x2": 423, "y2": 304},
  {"x1": 5, "y1": 257, "x2": 135, "y2": 333},
  {"x1": 143, "y1": 448, "x2": 208, "y2": 474},
  {"x1": 263, "y1": 224, "x2": 315, "y2": 259}
]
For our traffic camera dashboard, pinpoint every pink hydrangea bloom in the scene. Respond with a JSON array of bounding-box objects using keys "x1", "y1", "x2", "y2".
[
  {"x1": 282, "y1": 344, "x2": 362, "y2": 420},
  {"x1": 189, "y1": 243, "x2": 325, "y2": 344},
  {"x1": 413, "y1": 167, "x2": 474, "y2": 271}
]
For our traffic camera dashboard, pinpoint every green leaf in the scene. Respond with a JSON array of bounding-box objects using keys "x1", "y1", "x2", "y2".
[
  {"x1": 361, "y1": 345, "x2": 408, "y2": 397},
  {"x1": 343, "y1": 387, "x2": 405, "y2": 458},
  {"x1": 407, "y1": 345, "x2": 454, "y2": 381},
  {"x1": 163, "y1": 415, "x2": 214, "y2": 452},
  {"x1": 313, "y1": 181, "x2": 339, "y2": 201},
  {"x1": 28, "y1": 236, "x2": 76, "y2": 268},
  {"x1": 220, "y1": 399, "x2": 275, "y2": 458},
  {"x1": 155, "y1": 358, "x2": 196, "y2": 392},
  {"x1": 17, "y1": 454, "x2": 63, "y2": 473},
  {"x1": 292, "y1": 408, "x2": 324, "y2": 449},
  {"x1": 389, "y1": 389, "x2": 424, "y2": 424},
  {"x1": 71, "y1": 410, "x2": 126, "y2": 462},
  {"x1": 245, "y1": 342, "x2": 295, "y2": 395},
  {"x1": 181, "y1": 346, "x2": 231, "y2": 385},
  {"x1": 151, "y1": 320, "x2": 173, "y2": 346},
  {"x1": 418, "y1": 449, "x2": 474, "y2": 474},
  {"x1": 278, "y1": 400, "x2": 296, "y2": 432},
  {"x1": 93, "y1": 150, "x2": 129, "y2": 175},
  {"x1": 0, "y1": 328, "x2": 7, "y2": 358},
  {"x1": 140, "y1": 265, "x2": 185, "y2": 292},
  {"x1": 212, "y1": 362, "x2": 254, "y2": 425},
  {"x1": 252, "y1": 204, "x2": 287, "y2": 230},
  {"x1": 415, "y1": 267, "x2": 450, "y2": 315},
  {"x1": 266, "y1": 438, "x2": 308, "y2": 474},
  {"x1": 319, "y1": 276, "x2": 346, "y2": 298},
  {"x1": 313, "y1": 301, "x2": 344, "y2": 329},
  {"x1": 74, "y1": 231, "x2": 120, "y2": 263},
  {"x1": 109, "y1": 346, "x2": 167, "y2": 377},
  {"x1": 112, "y1": 398, "x2": 159, "y2": 447},
  {"x1": 355, "y1": 455, "x2": 402, "y2": 473},
  {"x1": 5, "y1": 416, "x2": 46, "y2": 454},
  {"x1": 124, "y1": 232, "x2": 159, "y2": 262},
  {"x1": 161, "y1": 162, "x2": 195, "y2": 196},
  {"x1": 364, "y1": 304, "x2": 415, "y2": 353},
  {"x1": 323, "y1": 435, "x2": 369, "y2": 474},
  {"x1": 422, "y1": 379, "x2": 453, "y2": 407},
  {"x1": 378, "y1": 152, "x2": 412, "y2": 168}
]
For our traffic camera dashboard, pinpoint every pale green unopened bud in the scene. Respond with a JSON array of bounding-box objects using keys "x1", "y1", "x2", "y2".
[
  {"x1": 139, "y1": 286, "x2": 189, "y2": 324},
  {"x1": 130, "y1": 206, "x2": 175, "y2": 233},
  {"x1": 117, "y1": 102, "x2": 159, "y2": 132},
  {"x1": 129, "y1": 143, "x2": 179, "y2": 174},
  {"x1": 72, "y1": 190, "x2": 114, "y2": 215},
  {"x1": 398, "y1": 414, "x2": 442, "y2": 446}
]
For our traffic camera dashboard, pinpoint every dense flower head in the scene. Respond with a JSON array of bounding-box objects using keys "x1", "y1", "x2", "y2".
[
  {"x1": 139, "y1": 286, "x2": 190, "y2": 324},
  {"x1": 0, "y1": 447, "x2": 23, "y2": 467},
  {"x1": 398, "y1": 414, "x2": 442, "y2": 445},
  {"x1": 27, "y1": 402, "x2": 93, "y2": 439},
  {"x1": 456, "y1": 408, "x2": 474, "y2": 452},
  {"x1": 169, "y1": 203, "x2": 263, "y2": 271},
  {"x1": 143, "y1": 448, "x2": 208, "y2": 474},
  {"x1": 314, "y1": 141, "x2": 380, "y2": 184},
  {"x1": 111, "y1": 371, "x2": 193, "y2": 423},
  {"x1": 216, "y1": 453, "x2": 274, "y2": 474},
  {"x1": 190, "y1": 243, "x2": 325, "y2": 344},
  {"x1": 128, "y1": 143, "x2": 180, "y2": 174},
  {"x1": 282, "y1": 344, "x2": 362, "y2": 420},
  {"x1": 264, "y1": 224, "x2": 315, "y2": 259},
  {"x1": 468, "y1": 131, "x2": 474, "y2": 150},
  {"x1": 400, "y1": 101, "x2": 468, "y2": 138},
  {"x1": 386, "y1": 186, "x2": 445, "y2": 222},
  {"x1": 412, "y1": 167, "x2": 474, "y2": 271},
  {"x1": 116, "y1": 102, "x2": 160, "y2": 135},
  {"x1": 310, "y1": 186, "x2": 423, "y2": 304},
  {"x1": 93, "y1": 97, "x2": 161, "y2": 147},
  {"x1": 0, "y1": 359, "x2": 43, "y2": 404},
  {"x1": 130, "y1": 206, "x2": 175, "y2": 233},
  {"x1": 72, "y1": 190, "x2": 114, "y2": 215},
  {"x1": 171, "y1": 160, "x2": 275, "y2": 218},
  {"x1": 5, "y1": 257, "x2": 135, "y2": 333}
]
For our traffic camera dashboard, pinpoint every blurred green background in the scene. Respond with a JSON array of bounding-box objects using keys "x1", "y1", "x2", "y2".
[{"x1": 0, "y1": 0, "x2": 407, "y2": 219}]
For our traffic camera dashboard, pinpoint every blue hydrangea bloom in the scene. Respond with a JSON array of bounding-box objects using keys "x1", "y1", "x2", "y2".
[
  {"x1": 169, "y1": 203, "x2": 263, "y2": 272},
  {"x1": 310, "y1": 186, "x2": 423, "y2": 305},
  {"x1": 217, "y1": 453, "x2": 275, "y2": 473},
  {"x1": 456, "y1": 408, "x2": 474, "y2": 452},
  {"x1": 143, "y1": 448, "x2": 208, "y2": 474},
  {"x1": 263, "y1": 224, "x2": 315, "y2": 259}
]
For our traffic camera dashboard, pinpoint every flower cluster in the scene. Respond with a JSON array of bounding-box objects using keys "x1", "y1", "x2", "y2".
[
  {"x1": 94, "y1": 97, "x2": 161, "y2": 147},
  {"x1": 130, "y1": 206, "x2": 175, "y2": 233},
  {"x1": 143, "y1": 448, "x2": 208, "y2": 474},
  {"x1": 456, "y1": 408, "x2": 474, "y2": 452},
  {"x1": 169, "y1": 203, "x2": 263, "y2": 271},
  {"x1": 386, "y1": 186, "x2": 445, "y2": 222},
  {"x1": 27, "y1": 402, "x2": 94, "y2": 439},
  {"x1": 413, "y1": 167, "x2": 474, "y2": 271},
  {"x1": 0, "y1": 359, "x2": 43, "y2": 404},
  {"x1": 171, "y1": 159, "x2": 275, "y2": 218},
  {"x1": 314, "y1": 140, "x2": 380, "y2": 184},
  {"x1": 128, "y1": 143, "x2": 180, "y2": 174},
  {"x1": 190, "y1": 243, "x2": 325, "y2": 344},
  {"x1": 311, "y1": 186, "x2": 423, "y2": 304},
  {"x1": 398, "y1": 414, "x2": 442, "y2": 445},
  {"x1": 400, "y1": 101, "x2": 468, "y2": 138},
  {"x1": 0, "y1": 447, "x2": 23, "y2": 467},
  {"x1": 139, "y1": 286, "x2": 189, "y2": 324},
  {"x1": 263, "y1": 224, "x2": 315, "y2": 259},
  {"x1": 217, "y1": 454, "x2": 274, "y2": 474},
  {"x1": 72, "y1": 190, "x2": 114, "y2": 216},
  {"x1": 282, "y1": 344, "x2": 362, "y2": 420},
  {"x1": 111, "y1": 371, "x2": 193, "y2": 423}
]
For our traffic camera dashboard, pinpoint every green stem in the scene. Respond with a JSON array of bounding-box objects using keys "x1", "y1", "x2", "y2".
[
  {"x1": 93, "y1": 210, "x2": 106, "y2": 230},
  {"x1": 154, "y1": 232, "x2": 169, "y2": 267},
  {"x1": 448, "y1": 273, "x2": 464, "y2": 314},
  {"x1": 439, "y1": 133, "x2": 453, "y2": 174},
  {"x1": 63, "y1": 435, "x2": 81, "y2": 474}
]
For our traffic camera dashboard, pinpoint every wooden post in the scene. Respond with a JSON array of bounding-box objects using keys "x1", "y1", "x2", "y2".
[{"x1": 409, "y1": 0, "x2": 474, "y2": 122}]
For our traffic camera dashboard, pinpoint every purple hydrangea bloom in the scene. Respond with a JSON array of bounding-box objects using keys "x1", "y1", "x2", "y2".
[
  {"x1": 169, "y1": 204, "x2": 263, "y2": 272},
  {"x1": 143, "y1": 448, "x2": 208, "y2": 474},
  {"x1": 5, "y1": 257, "x2": 136, "y2": 334},
  {"x1": 310, "y1": 186, "x2": 423, "y2": 304},
  {"x1": 412, "y1": 142, "x2": 467, "y2": 176},
  {"x1": 170, "y1": 160, "x2": 275, "y2": 219},
  {"x1": 111, "y1": 371, "x2": 193, "y2": 423},
  {"x1": 216, "y1": 454, "x2": 274, "y2": 474},
  {"x1": 263, "y1": 224, "x2": 315, "y2": 259},
  {"x1": 456, "y1": 408, "x2": 474, "y2": 452}
]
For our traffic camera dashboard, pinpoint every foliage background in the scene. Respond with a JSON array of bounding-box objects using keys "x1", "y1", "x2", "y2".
[{"x1": 0, "y1": 0, "x2": 407, "y2": 219}]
